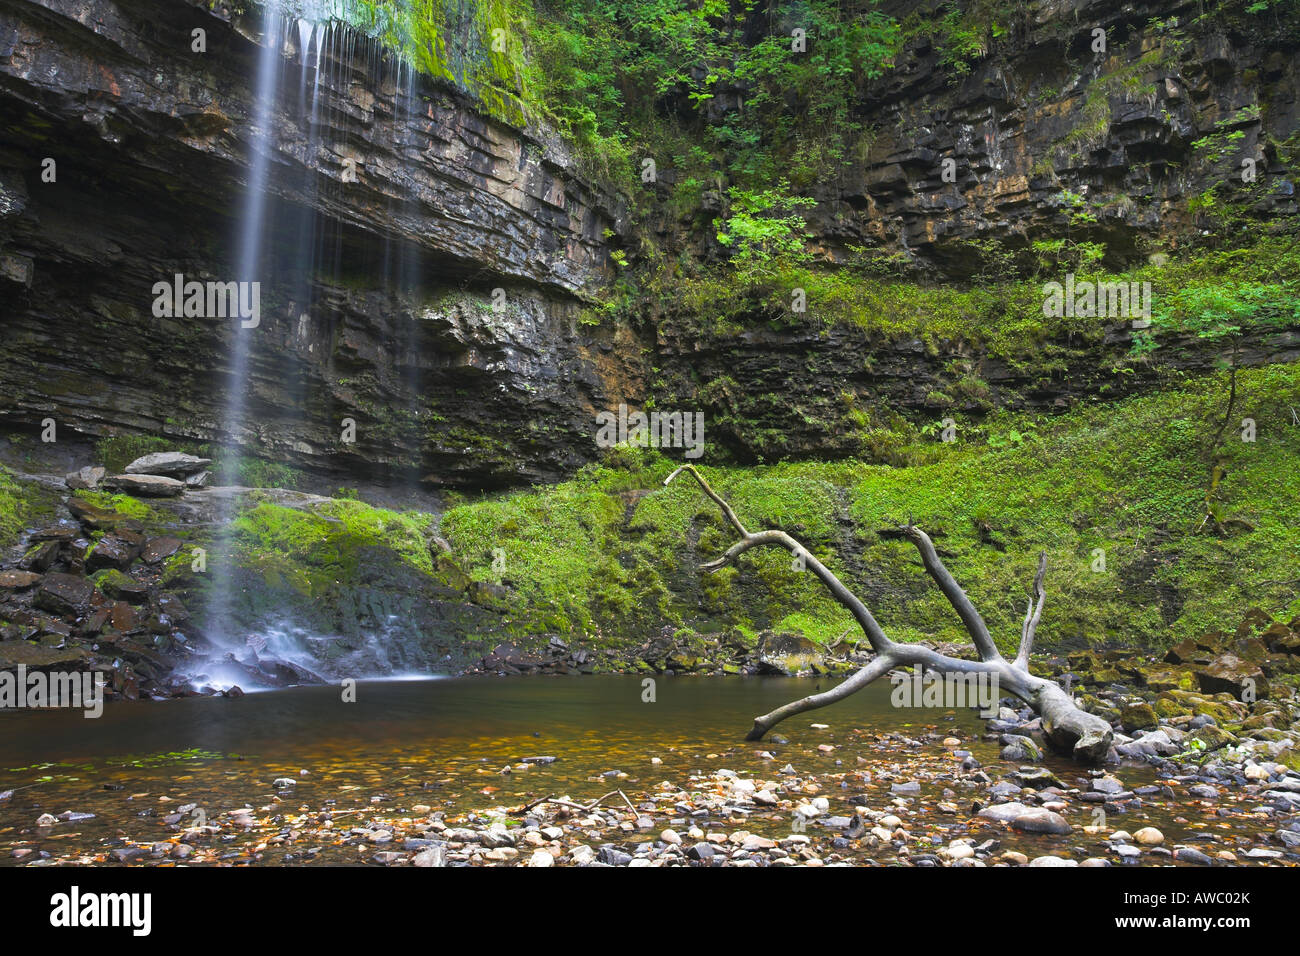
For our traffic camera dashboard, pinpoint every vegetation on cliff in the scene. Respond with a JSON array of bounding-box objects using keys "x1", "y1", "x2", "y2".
[{"x1": 441, "y1": 362, "x2": 1300, "y2": 652}]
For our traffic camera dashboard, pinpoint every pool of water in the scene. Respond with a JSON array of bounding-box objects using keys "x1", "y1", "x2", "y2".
[{"x1": 0, "y1": 676, "x2": 1282, "y2": 866}]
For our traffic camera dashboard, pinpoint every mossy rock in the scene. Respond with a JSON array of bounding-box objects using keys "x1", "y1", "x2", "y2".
[
  {"x1": 1187, "y1": 725, "x2": 1240, "y2": 752},
  {"x1": 1155, "y1": 695, "x2": 1194, "y2": 719},
  {"x1": 1119, "y1": 700, "x2": 1159, "y2": 732}
]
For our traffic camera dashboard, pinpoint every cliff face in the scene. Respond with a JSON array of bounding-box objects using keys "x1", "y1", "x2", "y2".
[
  {"x1": 0, "y1": 0, "x2": 632, "y2": 486},
  {"x1": 815, "y1": 0, "x2": 1299, "y2": 272},
  {"x1": 0, "y1": 0, "x2": 1297, "y2": 485}
]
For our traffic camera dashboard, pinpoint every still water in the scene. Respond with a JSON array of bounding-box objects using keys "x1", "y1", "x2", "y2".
[{"x1": 0, "y1": 676, "x2": 1268, "y2": 866}]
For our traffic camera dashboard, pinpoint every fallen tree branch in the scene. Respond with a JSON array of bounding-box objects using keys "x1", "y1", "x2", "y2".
[
  {"x1": 666, "y1": 465, "x2": 1113, "y2": 763},
  {"x1": 509, "y1": 790, "x2": 636, "y2": 816}
]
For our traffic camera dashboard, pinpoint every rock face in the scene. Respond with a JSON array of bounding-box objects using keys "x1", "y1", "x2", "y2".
[
  {"x1": 0, "y1": 0, "x2": 1298, "y2": 485},
  {"x1": 0, "y1": 0, "x2": 632, "y2": 488},
  {"x1": 811, "y1": 0, "x2": 1300, "y2": 273}
]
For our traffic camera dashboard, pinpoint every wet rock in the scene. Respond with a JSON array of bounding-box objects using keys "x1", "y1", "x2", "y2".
[
  {"x1": 103, "y1": 474, "x2": 185, "y2": 497},
  {"x1": 86, "y1": 534, "x2": 140, "y2": 572},
  {"x1": 999, "y1": 735, "x2": 1042, "y2": 762},
  {"x1": 123, "y1": 452, "x2": 213, "y2": 477},
  {"x1": 597, "y1": 846, "x2": 633, "y2": 866},
  {"x1": 33, "y1": 572, "x2": 95, "y2": 615},
  {"x1": 1028, "y1": 856, "x2": 1076, "y2": 867},
  {"x1": 96, "y1": 569, "x2": 149, "y2": 604},
  {"x1": 0, "y1": 570, "x2": 42, "y2": 590},
  {"x1": 141, "y1": 536, "x2": 184, "y2": 563},
  {"x1": 64, "y1": 466, "x2": 107, "y2": 490},
  {"x1": 1173, "y1": 847, "x2": 1213, "y2": 865},
  {"x1": 20, "y1": 540, "x2": 60, "y2": 573}
]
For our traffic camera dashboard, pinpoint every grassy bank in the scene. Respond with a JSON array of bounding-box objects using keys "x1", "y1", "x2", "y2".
[{"x1": 441, "y1": 362, "x2": 1300, "y2": 653}]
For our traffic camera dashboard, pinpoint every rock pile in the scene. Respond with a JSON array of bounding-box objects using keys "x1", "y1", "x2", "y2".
[{"x1": 64, "y1": 452, "x2": 212, "y2": 497}]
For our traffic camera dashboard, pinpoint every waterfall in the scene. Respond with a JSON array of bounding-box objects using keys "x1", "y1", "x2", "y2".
[
  {"x1": 203, "y1": 1, "x2": 285, "y2": 679},
  {"x1": 194, "y1": 3, "x2": 435, "y2": 691}
]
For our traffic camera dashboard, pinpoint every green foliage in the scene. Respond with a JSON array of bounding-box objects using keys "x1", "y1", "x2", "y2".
[
  {"x1": 0, "y1": 465, "x2": 28, "y2": 548},
  {"x1": 714, "y1": 182, "x2": 817, "y2": 280},
  {"x1": 441, "y1": 364, "x2": 1300, "y2": 652},
  {"x1": 516, "y1": 0, "x2": 901, "y2": 190},
  {"x1": 232, "y1": 499, "x2": 438, "y2": 580}
]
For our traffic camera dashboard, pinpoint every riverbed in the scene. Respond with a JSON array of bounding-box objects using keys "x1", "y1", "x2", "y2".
[{"x1": 0, "y1": 676, "x2": 1290, "y2": 866}]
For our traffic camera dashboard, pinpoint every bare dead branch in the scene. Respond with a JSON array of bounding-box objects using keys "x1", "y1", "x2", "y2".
[
  {"x1": 900, "y1": 525, "x2": 1000, "y2": 663},
  {"x1": 1014, "y1": 551, "x2": 1047, "y2": 669},
  {"x1": 674, "y1": 468, "x2": 1114, "y2": 763}
]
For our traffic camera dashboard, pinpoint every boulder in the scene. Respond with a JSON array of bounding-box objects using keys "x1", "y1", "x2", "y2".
[
  {"x1": 1195, "y1": 653, "x2": 1268, "y2": 700},
  {"x1": 64, "y1": 465, "x2": 106, "y2": 490},
  {"x1": 123, "y1": 452, "x2": 212, "y2": 476},
  {"x1": 1119, "y1": 700, "x2": 1159, "y2": 732},
  {"x1": 103, "y1": 474, "x2": 185, "y2": 497},
  {"x1": 33, "y1": 572, "x2": 95, "y2": 615},
  {"x1": 977, "y1": 802, "x2": 1071, "y2": 835}
]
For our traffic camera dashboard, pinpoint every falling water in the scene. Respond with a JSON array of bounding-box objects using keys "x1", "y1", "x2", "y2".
[
  {"x1": 197, "y1": 2, "x2": 434, "y2": 688},
  {"x1": 204, "y1": 1, "x2": 285, "y2": 674}
]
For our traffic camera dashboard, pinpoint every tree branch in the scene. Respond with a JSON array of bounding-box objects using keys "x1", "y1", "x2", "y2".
[
  {"x1": 899, "y1": 525, "x2": 1000, "y2": 662},
  {"x1": 671, "y1": 466, "x2": 1114, "y2": 763},
  {"x1": 1014, "y1": 551, "x2": 1047, "y2": 670}
]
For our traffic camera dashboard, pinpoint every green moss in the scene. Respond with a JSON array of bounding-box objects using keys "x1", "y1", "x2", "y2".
[
  {"x1": 73, "y1": 490, "x2": 162, "y2": 523},
  {"x1": 233, "y1": 500, "x2": 424, "y2": 575},
  {"x1": 440, "y1": 363, "x2": 1300, "y2": 652},
  {"x1": 0, "y1": 465, "x2": 27, "y2": 548}
]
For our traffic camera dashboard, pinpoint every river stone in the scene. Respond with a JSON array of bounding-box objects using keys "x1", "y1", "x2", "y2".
[
  {"x1": 1173, "y1": 847, "x2": 1213, "y2": 865},
  {"x1": 141, "y1": 536, "x2": 184, "y2": 563},
  {"x1": 33, "y1": 572, "x2": 95, "y2": 615},
  {"x1": 528, "y1": 849, "x2": 554, "y2": 867},
  {"x1": 1188, "y1": 725, "x2": 1239, "y2": 752},
  {"x1": 977, "y1": 802, "x2": 1070, "y2": 835},
  {"x1": 123, "y1": 452, "x2": 212, "y2": 476},
  {"x1": 1134, "y1": 826, "x2": 1164, "y2": 846},
  {"x1": 1000, "y1": 735, "x2": 1042, "y2": 762},
  {"x1": 1028, "y1": 856, "x2": 1077, "y2": 867},
  {"x1": 104, "y1": 474, "x2": 185, "y2": 497},
  {"x1": 65, "y1": 465, "x2": 106, "y2": 490},
  {"x1": 597, "y1": 845, "x2": 633, "y2": 866},
  {"x1": 0, "y1": 570, "x2": 42, "y2": 589}
]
